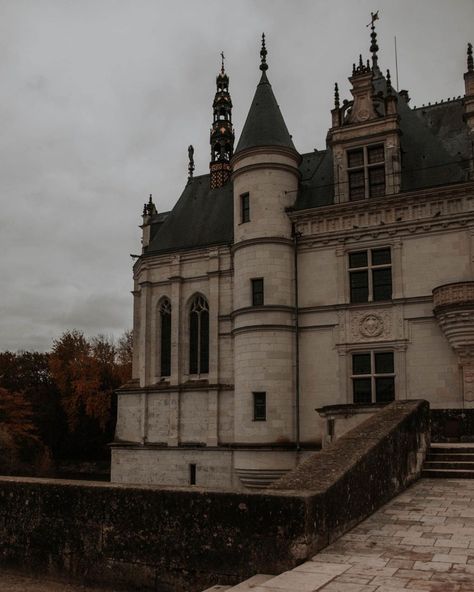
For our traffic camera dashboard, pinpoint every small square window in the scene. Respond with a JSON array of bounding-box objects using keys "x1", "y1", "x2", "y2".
[
  {"x1": 352, "y1": 351, "x2": 395, "y2": 404},
  {"x1": 251, "y1": 278, "x2": 264, "y2": 306},
  {"x1": 347, "y1": 144, "x2": 385, "y2": 200},
  {"x1": 348, "y1": 148, "x2": 364, "y2": 168},
  {"x1": 375, "y1": 352, "x2": 394, "y2": 374},
  {"x1": 348, "y1": 248, "x2": 392, "y2": 303},
  {"x1": 349, "y1": 251, "x2": 368, "y2": 269},
  {"x1": 371, "y1": 248, "x2": 391, "y2": 266},
  {"x1": 353, "y1": 353, "x2": 371, "y2": 375},
  {"x1": 253, "y1": 392, "x2": 266, "y2": 421},
  {"x1": 241, "y1": 193, "x2": 250, "y2": 223}
]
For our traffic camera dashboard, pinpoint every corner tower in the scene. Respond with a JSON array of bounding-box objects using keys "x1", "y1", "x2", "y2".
[
  {"x1": 210, "y1": 53, "x2": 234, "y2": 189},
  {"x1": 231, "y1": 36, "x2": 301, "y2": 486}
]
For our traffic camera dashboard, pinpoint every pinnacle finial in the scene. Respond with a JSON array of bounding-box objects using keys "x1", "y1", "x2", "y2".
[
  {"x1": 367, "y1": 10, "x2": 380, "y2": 72},
  {"x1": 143, "y1": 193, "x2": 156, "y2": 216},
  {"x1": 221, "y1": 51, "x2": 225, "y2": 75},
  {"x1": 260, "y1": 33, "x2": 268, "y2": 71},
  {"x1": 386, "y1": 69, "x2": 392, "y2": 94},
  {"x1": 334, "y1": 83, "x2": 340, "y2": 109},
  {"x1": 188, "y1": 145, "x2": 195, "y2": 182},
  {"x1": 468, "y1": 43, "x2": 473, "y2": 72}
]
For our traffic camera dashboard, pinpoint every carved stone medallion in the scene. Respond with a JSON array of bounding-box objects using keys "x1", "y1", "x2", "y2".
[{"x1": 359, "y1": 313, "x2": 384, "y2": 338}]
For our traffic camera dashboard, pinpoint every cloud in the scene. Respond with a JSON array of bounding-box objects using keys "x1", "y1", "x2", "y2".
[{"x1": 0, "y1": 0, "x2": 473, "y2": 351}]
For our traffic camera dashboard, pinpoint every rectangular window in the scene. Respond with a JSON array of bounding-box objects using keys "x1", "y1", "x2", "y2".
[
  {"x1": 352, "y1": 352, "x2": 395, "y2": 404},
  {"x1": 349, "y1": 248, "x2": 392, "y2": 303},
  {"x1": 189, "y1": 463, "x2": 196, "y2": 485},
  {"x1": 347, "y1": 144, "x2": 386, "y2": 200},
  {"x1": 241, "y1": 192, "x2": 250, "y2": 223},
  {"x1": 251, "y1": 278, "x2": 264, "y2": 306},
  {"x1": 253, "y1": 392, "x2": 266, "y2": 421}
]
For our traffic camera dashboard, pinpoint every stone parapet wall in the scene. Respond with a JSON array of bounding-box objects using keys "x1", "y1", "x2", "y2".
[
  {"x1": 0, "y1": 400, "x2": 429, "y2": 592},
  {"x1": 271, "y1": 400, "x2": 430, "y2": 540}
]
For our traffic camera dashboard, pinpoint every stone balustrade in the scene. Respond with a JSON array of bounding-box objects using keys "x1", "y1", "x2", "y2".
[
  {"x1": 433, "y1": 282, "x2": 474, "y2": 359},
  {"x1": 433, "y1": 281, "x2": 474, "y2": 312}
]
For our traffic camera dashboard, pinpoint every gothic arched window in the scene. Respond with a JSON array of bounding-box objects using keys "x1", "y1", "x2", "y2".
[
  {"x1": 159, "y1": 298, "x2": 172, "y2": 377},
  {"x1": 189, "y1": 295, "x2": 209, "y2": 375}
]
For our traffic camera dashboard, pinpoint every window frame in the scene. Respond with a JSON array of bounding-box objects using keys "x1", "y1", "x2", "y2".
[
  {"x1": 348, "y1": 247, "x2": 392, "y2": 303},
  {"x1": 351, "y1": 350, "x2": 395, "y2": 404},
  {"x1": 347, "y1": 143, "x2": 386, "y2": 201},
  {"x1": 240, "y1": 192, "x2": 250, "y2": 224},
  {"x1": 159, "y1": 298, "x2": 172, "y2": 378},
  {"x1": 189, "y1": 295, "x2": 209, "y2": 376},
  {"x1": 253, "y1": 391, "x2": 267, "y2": 421},
  {"x1": 251, "y1": 278, "x2": 264, "y2": 306},
  {"x1": 189, "y1": 463, "x2": 197, "y2": 485}
]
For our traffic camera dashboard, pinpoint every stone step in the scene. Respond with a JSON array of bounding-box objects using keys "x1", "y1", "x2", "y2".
[
  {"x1": 430, "y1": 444, "x2": 474, "y2": 454},
  {"x1": 427, "y1": 453, "x2": 474, "y2": 462},
  {"x1": 422, "y1": 468, "x2": 474, "y2": 478},
  {"x1": 425, "y1": 460, "x2": 474, "y2": 470},
  {"x1": 201, "y1": 586, "x2": 232, "y2": 592},
  {"x1": 226, "y1": 574, "x2": 274, "y2": 590}
]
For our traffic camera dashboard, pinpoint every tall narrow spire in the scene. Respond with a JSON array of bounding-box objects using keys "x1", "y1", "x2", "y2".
[
  {"x1": 334, "y1": 83, "x2": 340, "y2": 109},
  {"x1": 468, "y1": 43, "x2": 473, "y2": 73},
  {"x1": 235, "y1": 35, "x2": 296, "y2": 154},
  {"x1": 260, "y1": 33, "x2": 268, "y2": 71},
  {"x1": 188, "y1": 145, "x2": 195, "y2": 183},
  {"x1": 209, "y1": 54, "x2": 234, "y2": 189},
  {"x1": 368, "y1": 11, "x2": 380, "y2": 74}
]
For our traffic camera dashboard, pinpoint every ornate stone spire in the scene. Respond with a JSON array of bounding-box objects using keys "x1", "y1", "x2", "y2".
[
  {"x1": 209, "y1": 54, "x2": 234, "y2": 189},
  {"x1": 188, "y1": 145, "x2": 195, "y2": 183},
  {"x1": 468, "y1": 43, "x2": 473, "y2": 73},
  {"x1": 143, "y1": 193, "x2": 157, "y2": 217},
  {"x1": 334, "y1": 82, "x2": 340, "y2": 109},
  {"x1": 368, "y1": 11, "x2": 380, "y2": 74},
  {"x1": 386, "y1": 69, "x2": 392, "y2": 94},
  {"x1": 260, "y1": 33, "x2": 268, "y2": 71}
]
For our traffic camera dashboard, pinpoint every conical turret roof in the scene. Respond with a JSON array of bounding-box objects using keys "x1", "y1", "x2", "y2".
[{"x1": 235, "y1": 68, "x2": 296, "y2": 154}]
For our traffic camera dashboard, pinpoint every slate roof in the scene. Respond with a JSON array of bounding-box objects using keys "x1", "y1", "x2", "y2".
[
  {"x1": 145, "y1": 175, "x2": 233, "y2": 255},
  {"x1": 146, "y1": 74, "x2": 471, "y2": 254},
  {"x1": 235, "y1": 71, "x2": 296, "y2": 153}
]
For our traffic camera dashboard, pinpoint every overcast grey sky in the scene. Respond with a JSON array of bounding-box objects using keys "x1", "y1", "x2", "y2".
[{"x1": 1, "y1": 0, "x2": 473, "y2": 352}]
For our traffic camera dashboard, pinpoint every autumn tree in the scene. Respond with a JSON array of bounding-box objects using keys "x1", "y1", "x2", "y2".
[{"x1": 0, "y1": 386, "x2": 51, "y2": 475}]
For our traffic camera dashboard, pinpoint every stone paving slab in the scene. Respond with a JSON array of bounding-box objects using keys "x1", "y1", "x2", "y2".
[{"x1": 250, "y1": 479, "x2": 474, "y2": 592}]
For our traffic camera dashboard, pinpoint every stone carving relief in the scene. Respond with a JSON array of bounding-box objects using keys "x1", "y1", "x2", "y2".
[{"x1": 350, "y1": 311, "x2": 392, "y2": 341}]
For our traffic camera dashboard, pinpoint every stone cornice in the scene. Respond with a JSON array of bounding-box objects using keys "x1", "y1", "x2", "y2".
[
  {"x1": 117, "y1": 382, "x2": 234, "y2": 395},
  {"x1": 232, "y1": 236, "x2": 293, "y2": 254},
  {"x1": 290, "y1": 182, "x2": 474, "y2": 248},
  {"x1": 231, "y1": 304, "x2": 294, "y2": 319},
  {"x1": 298, "y1": 295, "x2": 433, "y2": 315},
  {"x1": 231, "y1": 144, "x2": 301, "y2": 169},
  {"x1": 232, "y1": 324, "x2": 295, "y2": 336}
]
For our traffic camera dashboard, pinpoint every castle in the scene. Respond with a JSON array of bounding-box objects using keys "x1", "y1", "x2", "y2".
[{"x1": 111, "y1": 23, "x2": 474, "y2": 489}]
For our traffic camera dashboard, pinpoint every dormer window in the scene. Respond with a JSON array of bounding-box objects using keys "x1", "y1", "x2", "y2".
[{"x1": 348, "y1": 144, "x2": 385, "y2": 200}]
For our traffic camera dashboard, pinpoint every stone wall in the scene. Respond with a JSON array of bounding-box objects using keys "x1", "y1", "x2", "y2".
[
  {"x1": 272, "y1": 400, "x2": 430, "y2": 541},
  {"x1": 0, "y1": 400, "x2": 429, "y2": 592}
]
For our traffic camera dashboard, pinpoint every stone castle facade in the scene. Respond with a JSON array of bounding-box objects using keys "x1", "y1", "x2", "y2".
[{"x1": 111, "y1": 28, "x2": 474, "y2": 489}]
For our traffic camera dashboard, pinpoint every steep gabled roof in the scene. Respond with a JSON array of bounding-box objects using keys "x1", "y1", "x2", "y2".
[
  {"x1": 235, "y1": 71, "x2": 296, "y2": 153},
  {"x1": 146, "y1": 176, "x2": 233, "y2": 255}
]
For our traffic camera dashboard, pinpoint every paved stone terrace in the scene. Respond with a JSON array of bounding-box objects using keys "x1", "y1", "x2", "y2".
[{"x1": 248, "y1": 478, "x2": 474, "y2": 591}]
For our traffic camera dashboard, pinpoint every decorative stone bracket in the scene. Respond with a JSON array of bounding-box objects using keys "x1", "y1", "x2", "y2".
[{"x1": 433, "y1": 281, "x2": 474, "y2": 406}]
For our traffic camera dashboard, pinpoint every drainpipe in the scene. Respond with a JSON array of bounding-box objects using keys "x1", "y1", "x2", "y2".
[{"x1": 292, "y1": 222, "x2": 301, "y2": 452}]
